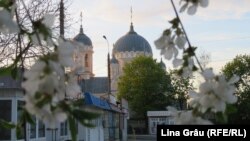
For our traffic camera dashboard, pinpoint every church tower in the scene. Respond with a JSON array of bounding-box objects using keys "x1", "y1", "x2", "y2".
[
  {"x1": 110, "y1": 7, "x2": 153, "y2": 93},
  {"x1": 73, "y1": 12, "x2": 94, "y2": 78}
]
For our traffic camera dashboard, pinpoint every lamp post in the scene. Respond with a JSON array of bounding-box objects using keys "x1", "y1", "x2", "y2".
[
  {"x1": 103, "y1": 35, "x2": 113, "y2": 141},
  {"x1": 103, "y1": 35, "x2": 111, "y2": 100}
]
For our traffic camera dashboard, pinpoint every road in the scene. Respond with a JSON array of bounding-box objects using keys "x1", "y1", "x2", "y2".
[{"x1": 127, "y1": 134, "x2": 156, "y2": 141}]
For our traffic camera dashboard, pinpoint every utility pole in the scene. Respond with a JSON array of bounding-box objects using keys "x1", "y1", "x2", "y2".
[{"x1": 59, "y1": 0, "x2": 64, "y2": 38}]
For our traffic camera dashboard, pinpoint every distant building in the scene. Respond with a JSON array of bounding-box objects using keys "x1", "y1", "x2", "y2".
[
  {"x1": 72, "y1": 22, "x2": 128, "y2": 141},
  {"x1": 147, "y1": 111, "x2": 175, "y2": 135},
  {"x1": 110, "y1": 23, "x2": 153, "y2": 93},
  {"x1": 110, "y1": 22, "x2": 167, "y2": 135},
  {"x1": 0, "y1": 73, "x2": 26, "y2": 140}
]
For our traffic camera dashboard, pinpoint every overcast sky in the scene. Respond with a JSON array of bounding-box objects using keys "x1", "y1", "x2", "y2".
[{"x1": 66, "y1": 0, "x2": 250, "y2": 76}]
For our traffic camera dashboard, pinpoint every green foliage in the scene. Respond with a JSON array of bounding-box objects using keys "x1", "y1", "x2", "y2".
[
  {"x1": 117, "y1": 56, "x2": 173, "y2": 119},
  {"x1": 69, "y1": 116, "x2": 77, "y2": 141},
  {"x1": 0, "y1": 66, "x2": 12, "y2": 77},
  {"x1": 0, "y1": 65, "x2": 21, "y2": 79},
  {"x1": 0, "y1": 119, "x2": 16, "y2": 129},
  {"x1": 170, "y1": 70, "x2": 194, "y2": 110},
  {"x1": 222, "y1": 54, "x2": 250, "y2": 124}
]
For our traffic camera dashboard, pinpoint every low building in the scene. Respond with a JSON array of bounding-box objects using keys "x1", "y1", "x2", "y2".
[
  {"x1": 147, "y1": 111, "x2": 175, "y2": 135},
  {"x1": 0, "y1": 74, "x2": 128, "y2": 141},
  {"x1": 0, "y1": 74, "x2": 51, "y2": 141}
]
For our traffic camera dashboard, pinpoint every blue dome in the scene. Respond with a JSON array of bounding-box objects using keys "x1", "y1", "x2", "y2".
[
  {"x1": 113, "y1": 24, "x2": 152, "y2": 54},
  {"x1": 73, "y1": 26, "x2": 92, "y2": 46}
]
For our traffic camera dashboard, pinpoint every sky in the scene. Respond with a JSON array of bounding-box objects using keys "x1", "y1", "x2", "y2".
[{"x1": 66, "y1": 0, "x2": 250, "y2": 77}]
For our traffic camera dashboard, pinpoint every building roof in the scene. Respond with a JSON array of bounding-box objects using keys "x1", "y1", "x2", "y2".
[
  {"x1": 0, "y1": 68, "x2": 23, "y2": 89},
  {"x1": 0, "y1": 76, "x2": 22, "y2": 89},
  {"x1": 147, "y1": 111, "x2": 172, "y2": 117},
  {"x1": 84, "y1": 92, "x2": 111, "y2": 110},
  {"x1": 73, "y1": 26, "x2": 92, "y2": 46},
  {"x1": 113, "y1": 23, "x2": 152, "y2": 54},
  {"x1": 80, "y1": 77, "x2": 108, "y2": 94}
]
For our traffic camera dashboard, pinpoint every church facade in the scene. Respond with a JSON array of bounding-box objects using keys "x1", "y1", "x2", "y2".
[{"x1": 110, "y1": 23, "x2": 153, "y2": 93}]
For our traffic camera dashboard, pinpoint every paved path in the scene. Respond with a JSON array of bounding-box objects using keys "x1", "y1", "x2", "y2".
[{"x1": 127, "y1": 134, "x2": 156, "y2": 141}]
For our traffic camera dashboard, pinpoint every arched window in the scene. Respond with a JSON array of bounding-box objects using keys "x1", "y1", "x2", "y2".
[{"x1": 85, "y1": 54, "x2": 88, "y2": 67}]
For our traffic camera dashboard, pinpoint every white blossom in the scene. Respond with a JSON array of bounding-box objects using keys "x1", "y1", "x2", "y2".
[
  {"x1": 189, "y1": 90, "x2": 226, "y2": 113},
  {"x1": 228, "y1": 74, "x2": 240, "y2": 84},
  {"x1": 175, "y1": 35, "x2": 186, "y2": 49},
  {"x1": 179, "y1": 2, "x2": 188, "y2": 13},
  {"x1": 22, "y1": 59, "x2": 75, "y2": 125},
  {"x1": 182, "y1": 57, "x2": 194, "y2": 78},
  {"x1": 22, "y1": 61, "x2": 46, "y2": 95},
  {"x1": 201, "y1": 68, "x2": 214, "y2": 80},
  {"x1": 42, "y1": 14, "x2": 55, "y2": 28},
  {"x1": 180, "y1": 0, "x2": 209, "y2": 15},
  {"x1": 214, "y1": 75, "x2": 238, "y2": 104},
  {"x1": 173, "y1": 58, "x2": 183, "y2": 68},
  {"x1": 49, "y1": 60, "x2": 64, "y2": 77},
  {"x1": 65, "y1": 74, "x2": 81, "y2": 98},
  {"x1": 25, "y1": 95, "x2": 67, "y2": 128},
  {"x1": 188, "y1": 69, "x2": 239, "y2": 113},
  {"x1": 0, "y1": 9, "x2": 19, "y2": 34},
  {"x1": 155, "y1": 35, "x2": 179, "y2": 60},
  {"x1": 30, "y1": 14, "x2": 55, "y2": 46},
  {"x1": 31, "y1": 34, "x2": 41, "y2": 45},
  {"x1": 167, "y1": 106, "x2": 212, "y2": 125},
  {"x1": 164, "y1": 44, "x2": 178, "y2": 60},
  {"x1": 21, "y1": 36, "x2": 83, "y2": 124},
  {"x1": 155, "y1": 34, "x2": 174, "y2": 50},
  {"x1": 187, "y1": 4, "x2": 198, "y2": 15},
  {"x1": 58, "y1": 39, "x2": 75, "y2": 67},
  {"x1": 31, "y1": 32, "x2": 54, "y2": 46},
  {"x1": 43, "y1": 109, "x2": 67, "y2": 129},
  {"x1": 199, "y1": 0, "x2": 209, "y2": 8}
]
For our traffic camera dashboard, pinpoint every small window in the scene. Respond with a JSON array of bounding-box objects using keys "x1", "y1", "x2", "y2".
[
  {"x1": 85, "y1": 54, "x2": 88, "y2": 67},
  {"x1": 17, "y1": 101, "x2": 25, "y2": 140},
  {"x1": 60, "y1": 121, "x2": 68, "y2": 136},
  {"x1": 30, "y1": 117, "x2": 36, "y2": 139},
  {"x1": 0, "y1": 100, "x2": 12, "y2": 140},
  {"x1": 38, "y1": 120, "x2": 45, "y2": 137}
]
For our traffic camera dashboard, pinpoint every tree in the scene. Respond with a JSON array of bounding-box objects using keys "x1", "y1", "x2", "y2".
[
  {"x1": 117, "y1": 56, "x2": 173, "y2": 119},
  {"x1": 0, "y1": 0, "x2": 72, "y2": 68},
  {"x1": 0, "y1": 1, "x2": 97, "y2": 141},
  {"x1": 170, "y1": 70, "x2": 194, "y2": 110},
  {"x1": 222, "y1": 54, "x2": 250, "y2": 124},
  {"x1": 199, "y1": 51, "x2": 211, "y2": 69}
]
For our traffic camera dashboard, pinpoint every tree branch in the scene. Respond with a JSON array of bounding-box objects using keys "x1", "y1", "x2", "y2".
[{"x1": 170, "y1": 0, "x2": 204, "y2": 72}]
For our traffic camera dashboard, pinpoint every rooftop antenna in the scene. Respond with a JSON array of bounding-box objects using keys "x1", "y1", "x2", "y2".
[
  {"x1": 80, "y1": 11, "x2": 83, "y2": 34},
  {"x1": 129, "y1": 3, "x2": 135, "y2": 33},
  {"x1": 80, "y1": 12, "x2": 83, "y2": 26},
  {"x1": 130, "y1": 6, "x2": 133, "y2": 25}
]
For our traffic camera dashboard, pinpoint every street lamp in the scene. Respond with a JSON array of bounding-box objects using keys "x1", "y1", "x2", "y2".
[
  {"x1": 103, "y1": 35, "x2": 111, "y2": 99},
  {"x1": 103, "y1": 35, "x2": 110, "y2": 54}
]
